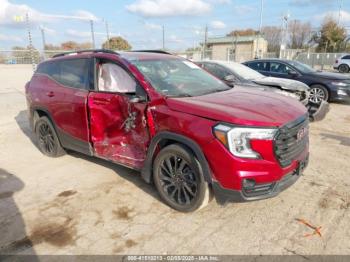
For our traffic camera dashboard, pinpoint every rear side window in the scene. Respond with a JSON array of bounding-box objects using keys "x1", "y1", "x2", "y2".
[
  {"x1": 37, "y1": 62, "x2": 60, "y2": 82},
  {"x1": 342, "y1": 55, "x2": 350, "y2": 60},
  {"x1": 270, "y1": 62, "x2": 293, "y2": 74},
  {"x1": 247, "y1": 61, "x2": 268, "y2": 71},
  {"x1": 60, "y1": 59, "x2": 89, "y2": 89},
  {"x1": 36, "y1": 59, "x2": 89, "y2": 89}
]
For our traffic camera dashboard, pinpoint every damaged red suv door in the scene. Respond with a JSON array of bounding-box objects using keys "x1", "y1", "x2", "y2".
[{"x1": 88, "y1": 59, "x2": 150, "y2": 169}]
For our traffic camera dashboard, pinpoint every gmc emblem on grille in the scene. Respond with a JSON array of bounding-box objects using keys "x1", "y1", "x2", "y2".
[{"x1": 297, "y1": 127, "x2": 307, "y2": 141}]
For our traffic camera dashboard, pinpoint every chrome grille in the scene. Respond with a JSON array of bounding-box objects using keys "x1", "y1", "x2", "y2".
[{"x1": 274, "y1": 115, "x2": 309, "y2": 167}]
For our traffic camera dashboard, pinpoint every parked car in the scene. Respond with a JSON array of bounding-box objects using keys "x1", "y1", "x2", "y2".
[
  {"x1": 244, "y1": 59, "x2": 350, "y2": 104},
  {"x1": 25, "y1": 49, "x2": 309, "y2": 212},
  {"x1": 333, "y1": 54, "x2": 350, "y2": 73},
  {"x1": 197, "y1": 60, "x2": 329, "y2": 121}
]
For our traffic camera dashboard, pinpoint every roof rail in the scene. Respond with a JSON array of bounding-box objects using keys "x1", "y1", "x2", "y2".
[
  {"x1": 52, "y1": 49, "x2": 119, "y2": 58},
  {"x1": 131, "y1": 50, "x2": 172, "y2": 55}
]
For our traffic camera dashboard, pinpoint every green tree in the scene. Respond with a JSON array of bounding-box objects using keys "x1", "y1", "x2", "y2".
[
  {"x1": 312, "y1": 17, "x2": 346, "y2": 52},
  {"x1": 102, "y1": 36, "x2": 132, "y2": 50}
]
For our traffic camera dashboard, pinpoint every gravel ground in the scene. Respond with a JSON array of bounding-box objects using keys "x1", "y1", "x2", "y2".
[{"x1": 0, "y1": 65, "x2": 349, "y2": 256}]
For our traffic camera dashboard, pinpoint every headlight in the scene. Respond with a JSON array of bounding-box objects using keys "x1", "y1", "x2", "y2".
[
  {"x1": 213, "y1": 124, "x2": 277, "y2": 159},
  {"x1": 274, "y1": 90, "x2": 299, "y2": 99},
  {"x1": 337, "y1": 89, "x2": 348, "y2": 96},
  {"x1": 331, "y1": 81, "x2": 347, "y2": 87}
]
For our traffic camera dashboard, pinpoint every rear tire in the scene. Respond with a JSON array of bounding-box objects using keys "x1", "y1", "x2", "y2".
[
  {"x1": 153, "y1": 144, "x2": 211, "y2": 212},
  {"x1": 338, "y1": 64, "x2": 350, "y2": 73},
  {"x1": 309, "y1": 84, "x2": 329, "y2": 104},
  {"x1": 35, "y1": 116, "x2": 65, "y2": 157}
]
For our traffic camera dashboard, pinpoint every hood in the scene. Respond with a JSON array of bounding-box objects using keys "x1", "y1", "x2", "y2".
[
  {"x1": 307, "y1": 71, "x2": 350, "y2": 80},
  {"x1": 252, "y1": 77, "x2": 309, "y2": 92},
  {"x1": 166, "y1": 86, "x2": 307, "y2": 127}
]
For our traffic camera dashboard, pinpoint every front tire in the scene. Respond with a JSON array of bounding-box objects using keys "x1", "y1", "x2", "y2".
[
  {"x1": 35, "y1": 116, "x2": 65, "y2": 157},
  {"x1": 309, "y1": 84, "x2": 329, "y2": 104},
  {"x1": 338, "y1": 64, "x2": 350, "y2": 73},
  {"x1": 153, "y1": 144, "x2": 210, "y2": 212}
]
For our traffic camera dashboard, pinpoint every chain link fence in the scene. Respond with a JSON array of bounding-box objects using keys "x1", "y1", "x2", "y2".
[
  {"x1": 0, "y1": 48, "x2": 345, "y2": 72},
  {"x1": 0, "y1": 50, "x2": 70, "y2": 65},
  {"x1": 294, "y1": 52, "x2": 345, "y2": 70}
]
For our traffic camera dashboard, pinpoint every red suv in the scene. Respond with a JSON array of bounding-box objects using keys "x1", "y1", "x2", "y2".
[{"x1": 25, "y1": 50, "x2": 309, "y2": 212}]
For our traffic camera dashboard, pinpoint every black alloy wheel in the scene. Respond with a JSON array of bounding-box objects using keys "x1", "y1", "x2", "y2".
[
  {"x1": 153, "y1": 144, "x2": 210, "y2": 212},
  {"x1": 339, "y1": 64, "x2": 349, "y2": 73},
  {"x1": 35, "y1": 116, "x2": 65, "y2": 157},
  {"x1": 309, "y1": 85, "x2": 329, "y2": 104}
]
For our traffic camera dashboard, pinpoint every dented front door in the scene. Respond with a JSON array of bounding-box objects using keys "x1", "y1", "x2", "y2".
[{"x1": 88, "y1": 92, "x2": 150, "y2": 169}]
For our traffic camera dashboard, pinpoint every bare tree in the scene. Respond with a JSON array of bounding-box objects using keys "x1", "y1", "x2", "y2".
[
  {"x1": 288, "y1": 20, "x2": 311, "y2": 49},
  {"x1": 261, "y1": 26, "x2": 282, "y2": 54}
]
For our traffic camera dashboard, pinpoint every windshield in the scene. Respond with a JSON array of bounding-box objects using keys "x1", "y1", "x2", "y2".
[
  {"x1": 130, "y1": 58, "x2": 230, "y2": 97},
  {"x1": 287, "y1": 60, "x2": 316, "y2": 73},
  {"x1": 224, "y1": 62, "x2": 264, "y2": 80}
]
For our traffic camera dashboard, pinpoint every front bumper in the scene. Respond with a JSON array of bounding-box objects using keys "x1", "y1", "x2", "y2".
[
  {"x1": 307, "y1": 100, "x2": 329, "y2": 121},
  {"x1": 212, "y1": 155, "x2": 309, "y2": 204},
  {"x1": 330, "y1": 87, "x2": 350, "y2": 103}
]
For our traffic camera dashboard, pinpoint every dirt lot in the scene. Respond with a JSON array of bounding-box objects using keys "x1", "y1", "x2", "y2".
[{"x1": 0, "y1": 64, "x2": 350, "y2": 256}]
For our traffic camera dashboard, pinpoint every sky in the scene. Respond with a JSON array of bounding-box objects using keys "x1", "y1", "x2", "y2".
[{"x1": 0, "y1": 0, "x2": 349, "y2": 51}]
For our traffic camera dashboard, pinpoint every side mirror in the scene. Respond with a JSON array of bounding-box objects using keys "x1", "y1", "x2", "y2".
[
  {"x1": 287, "y1": 70, "x2": 298, "y2": 77},
  {"x1": 129, "y1": 95, "x2": 147, "y2": 103},
  {"x1": 224, "y1": 75, "x2": 236, "y2": 82}
]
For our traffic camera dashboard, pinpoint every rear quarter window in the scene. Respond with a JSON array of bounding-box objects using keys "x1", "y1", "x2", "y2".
[
  {"x1": 342, "y1": 55, "x2": 350, "y2": 60},
  {"x1": 36, "y1": 62, "x2": 60, "y2": 82},
  {"x1": 59, "y1": 59, "x2": 89, "y2": 89},
  {"x1": 36, "y1": 59, "x2": 89, "y2": 89},
  {"x1": 247, "y1": 61, "x2": 268, "y2": 71}
]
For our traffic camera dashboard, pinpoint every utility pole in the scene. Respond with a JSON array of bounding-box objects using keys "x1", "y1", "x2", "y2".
[
  {"x1": 280, "y1": 12, "x2": 289, "y2": 59},
  {"x1": 162, "y1": 25, "x2": 165, "y2": 50},
  {"x1": 40, "y1": 26, "x2": 46, "y2": 59},
  {"x1": 90, "y1": 19, "x2": 96, "y2": 48},
  {"x1": 203, "y1": 25, "x2": 208, "y2": 59},
  {"x1": 25, "y1": 13, "x2": 35, "y2": 71},
  {"x1": 338, "y1": 0, "x2": 343, "y2": 25},
  {"x1": 105, "y1": 20, "x2": 110, "y2": 49},
  {"x1": 256, "y1": 0, "x2": 264, "y2": 58}
]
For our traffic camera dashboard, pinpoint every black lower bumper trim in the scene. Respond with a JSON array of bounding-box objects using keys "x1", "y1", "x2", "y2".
[{"x1": 212, "y1": 159, "x2": 308, "y2": 205}]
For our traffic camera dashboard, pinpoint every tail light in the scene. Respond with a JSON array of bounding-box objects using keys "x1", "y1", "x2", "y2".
[{"x1": 335, "y1": 59, "x2": 338, "y2": 63}]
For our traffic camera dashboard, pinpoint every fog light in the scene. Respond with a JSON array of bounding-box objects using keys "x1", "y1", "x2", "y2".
[
  {"x1": 337, "y1": 90, "x2": 347, "y2": 96},
  {"x1": 243, "y1": 179, "x2": 256, "y2": 189}
]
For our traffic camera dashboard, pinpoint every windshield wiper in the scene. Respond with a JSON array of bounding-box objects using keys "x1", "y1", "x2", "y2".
[
  {"x1": 165, "y1": 93, "x2": 192, "y2": 98},
  {"x1": 200, "y1": 88, "x2": 230, "y2": 96}
]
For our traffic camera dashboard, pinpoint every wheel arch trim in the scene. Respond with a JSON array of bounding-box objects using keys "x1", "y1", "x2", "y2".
[{"x1": 141, "y1": 131, "x2": 213, "y2": 184}]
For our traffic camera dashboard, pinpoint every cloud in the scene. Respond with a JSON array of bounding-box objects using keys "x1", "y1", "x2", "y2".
[
  {"x1": 0, "y1": 33, "x2": 23, "y2": 42},
  {"x1": 126, "y1": 0, "x2": 211, "y2": 17},
  {"x1": 314, "y1": 10, "x2": 350, "y2": 24},
  {"x1": 73, "y1": 10, "x2": 98, "y2": 21},
  {"x1": 208, "y1": 0, "x2": 231, "y2": 4},
  {"x1": 144, "y1": 21, "x2": 162, "y2": 30},
  {"x1": 40, "y1": 26, "x2": 56, "y2": 35},
  {"x1": 66, "y1": 29, "x2": 91, "y2": 38},
  {"x1": 233, "y1": 4, "x2": 255, "y2": 14},
  {"x1": 168, "y1": 34, "x2": 183, "y2": 43},
  {"x1": 210, "y1": 20, "x2": 226, "y2": 29},
  {"x1": 0, "y1": 0, "x2": 50, "y2": 27},
  {"x1": 289, "y1": 0, "x2": 332, "y2": 6},
  {"x1": 0, "y1": 0, "x2": 99, "y2": 28}
]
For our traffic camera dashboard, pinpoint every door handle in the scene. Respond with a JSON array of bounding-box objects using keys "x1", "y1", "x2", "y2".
[
  {"x1": 92, "y1": 98, "x2": 111, "y2": 105},
  {"x1": 46, "y1": 91, "x2": 55, "y2": 97}
]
